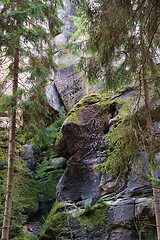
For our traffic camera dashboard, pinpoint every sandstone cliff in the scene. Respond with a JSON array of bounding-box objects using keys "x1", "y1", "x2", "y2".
[{"x1": 39, "y1": 89, "x2": 160, "y2": 240}]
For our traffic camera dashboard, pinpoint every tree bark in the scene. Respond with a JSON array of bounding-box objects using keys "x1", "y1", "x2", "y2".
[
  {"x1": 1, "y1": 47, "x2": 19, "y2": 240},
  {"x1": 143, "y1": 78, "x2": 160, "y2": 240},
  {"x1": 140, "y1": 18, "x2": 160, "y2": 238}
]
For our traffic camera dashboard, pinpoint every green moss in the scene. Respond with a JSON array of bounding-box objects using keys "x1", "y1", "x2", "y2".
[
  {"x1": 39, "y1": 201, "x2": 110, "y2": 239},
  {"x1": 64, "y1": 93, "x2": 124, "y2": 127},
  {"x1": 56, "y1": 130, "x2": 63, "y2": 141},
  {"x1": 79, "y1": 202, "x2": 109, "y2": 231},
  {"x1": 0, "y1": 128, "x2": 40, "y2": 238},
  {"x1": 68, "y1": 94, "x2": 100, "y2": 114},
  {"x1": 13, "y1": 172, "x2": 39, "y2": 216},
  {"x1": 39, "y1": 201, "x2": 67, "y2": 237},
  {"x1": 63, "y1": 94, "x2": 103, "y2": 126},
  {"x1": 37, "y1": 169, "x2": 64, "y2": 201},
  {"x1": 63, "y1": 106, "x2": 84, "y2": 125}
]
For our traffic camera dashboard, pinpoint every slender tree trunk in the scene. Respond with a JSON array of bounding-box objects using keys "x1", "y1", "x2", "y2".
[
  {"x1": 143, "y1": 78, "x2": 160, "y2": 240},
  {"x1": 1, "y1": 47, "x2": 19, "y2": 240},
  {"x1": 140, "y1": 18, "x2": 160, "y2": 238}
]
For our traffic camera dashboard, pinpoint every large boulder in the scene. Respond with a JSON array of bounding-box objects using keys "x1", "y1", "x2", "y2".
[
  {"x1": 55, "y1": 93, "x2": 118, "y2": 203},
  {"x1": 45, "y1": 81, "x2": 62, "y2": 112}
]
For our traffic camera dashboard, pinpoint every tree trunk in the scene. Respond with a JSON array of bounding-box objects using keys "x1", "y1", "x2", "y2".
[
  {"x1": 1, "y1": 47, "x2": 19, "y2": 240},
  {"x1": 140, "y1": 18, "x2": 160, "y2": 238},
  {"x1": 143, "y1": 77, "x2": 160, "y2": 240}
]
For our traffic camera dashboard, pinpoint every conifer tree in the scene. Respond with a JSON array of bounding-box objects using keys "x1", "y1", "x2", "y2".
[
  {"x1": 72, "y1": 0, "x2": 160, "y2": 238},
  {"x1": 0, "y1": 1, "x2": 63, "y2": 239}
]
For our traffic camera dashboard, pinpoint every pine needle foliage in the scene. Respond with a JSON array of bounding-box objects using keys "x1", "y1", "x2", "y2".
[
  {"x1": 97, "y1": 119, "x2": 139, "y2": 177},
  {"x1": 0, "y1": 0, "x2": 64, "y2": 135},
  {"x1": 18, "y1": 105, "x2": 66, "y2": 148},
  {"x1": 0, "y1": 129, "x2": 38, "y2": 239},
  {"x1": 70, "y1": 0, "x2": 160, "y2": 92},
  {"x1": 0, "y1": 0, "x2": 64, "y2": 238},
  {"x1": 97, "y1": 111, "x2": 160, "y2": 177}
]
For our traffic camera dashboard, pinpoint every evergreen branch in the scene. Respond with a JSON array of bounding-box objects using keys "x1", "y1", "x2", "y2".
[
  {"x1": 112, "y1": 0, "x2": 146, "y2": 46},
  {"x1": 143, "y1": 0, "x2": 159, "y2": 29},
  {"x1": 138, "y1": 21, "x2": 160, "y2": 77}
]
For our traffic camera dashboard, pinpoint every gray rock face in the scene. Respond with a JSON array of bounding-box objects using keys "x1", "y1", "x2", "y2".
[
  {"x1": 45, "y1": 81, "x2": 62, "y2": 111},
  {"x1": 52, "y1": 0, "x2": 98, "y2": 111},
  {"x1": 53, "y1": 0, "x2": 76, "y2": 65},
  {"x1": 0, "y1": 117, "x2": 10, "y2": 129},
  {"x1": 54, "y1": 64, "x2": 98, "y2": 111},
  {"x1": 39, "y1": 196, "x2": 157, "y2": 240},
  {"x1": 21, "y1": 144, "x2": 38, "y2": 170},
  {"x1": 48, "y1": 157, "x2": 67, "y2": 170},
  {"x1": 58, "y1": 0, "x2": 76, "y2": 40},
  {"x1": 46, "y1": 0, "x2": 78, "y2": 111},
  {"x1": 56, "y1": 95, "x2": 109, "y2": 202},
  {"x1": 51, "y1": 91, "x2": 159, "y2": 239}
]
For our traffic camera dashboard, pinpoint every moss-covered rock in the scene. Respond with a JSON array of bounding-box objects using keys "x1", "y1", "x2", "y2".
[
  {"x1": 39, "y1": 88, "x2": 159, "y2": 240},
  {"x1": 55, "y1": 91, "x2": 138, "y2": 203},
  {"x1": 79, "y1": 201, "x2": 109, "y2": 230},
  {"x1": 39, "y1": 201, "x2": 67, "y2": 239},
  {"x1": 36, "y1": 169, "x2": 64, "y2": 202},
  {"x1": 39, "y1": 200, "x2": 109, "y2": 240}
]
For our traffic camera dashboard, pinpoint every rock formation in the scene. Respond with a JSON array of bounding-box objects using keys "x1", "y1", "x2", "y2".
[
  {"x1": 54, "y1": 65, "x2": 98, "y2": 111},
  {"x1": 39, "y1": 89, "x2": 160, "y2": 240},
  {"x1": 53, "y1": 0, "x2": 98, "y2": 111},
  {"x1": 55, "y1": 94, "x2": 115, "y2": 203}
]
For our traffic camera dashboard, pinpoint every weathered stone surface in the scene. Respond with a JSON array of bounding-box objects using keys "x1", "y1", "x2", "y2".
[
  {"x1": 45, "y1": 81, "x2": 62, "y2": 112},
  {"x1": 135, "y1": 197, "x2": 154, "y2": 218},
  {"x1": 55, "y1": 94, "x2": 117, "y2": 203},
  {"x1": 109, "y1": 199, "x2": 135, "y2": 227},
  {"x1": 23, "y1": 221, "x2": 41, "y2": 236},
  {"x1": 127, "y1": 163, "x2": 152, "y2": 197},
  {"x1": 39, "y1": 197, "x2": 156, "y2": 240},
  {"x1": 54, "y1": 64, "x2": 98, "y2": 111},
  {"x1": 21, "y1": 144, "x2": 38, "y2": 170},
  {"x1": 48, "y1": 157, "x2": 67, "y2": 171},
  {"x1": 100, "y1": 172, "x2": 126, "y2": 197},
  {"x1": 46, "y1": 0, "x2": 98, "y2": 112},
  {"x1": 0, "y1": 117, "x2": 10, "y2": 129},
  {"x1": 58, "y1": 0, "x2": 76, "y2": 40},
  {"x1": 40, "y1": 90, "x2": 160, "y2": 240},
  {"x1": 109, "y1": 228, "x2": 137, "y2": 240}
]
